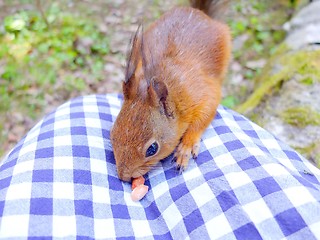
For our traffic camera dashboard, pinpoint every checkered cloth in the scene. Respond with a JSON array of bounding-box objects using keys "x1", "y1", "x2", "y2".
[{"x1": 1, "y1": 94, "x2": 320, "y2": 239}]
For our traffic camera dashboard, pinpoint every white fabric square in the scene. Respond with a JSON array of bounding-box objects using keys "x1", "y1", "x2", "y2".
[
  {"x1": 243, "y1": 198, "x2": 273, "y2": 223},
  {"x1": 309, "y1": 221, "x2": 320, "y2": 238},
  {"x1": 206, "y1": 213, "x2": 232, "y2": 239},
  {"x1": 203, "y1": 135, "x2": 223, "y2": 149},
  {"x1": 94, "y1": 218, "x2": 116, "y2": 239},
  {"x1": 12, "y1": 160, "x2": 34, "y2": 176},
  {"x1": 263, "y1": 163, "x2": 290, "y2": 177},
  {"x1": 247, "y1": 146, "x2": 265, "y2": 157},
  {"x1": 52, "y1": 215, "x2": 77, "y2": 237},
  {"x1": 183, "y1": 166, "x2": 202, "y2": 182},
  {"x1": 284, "y1": 186, "x2": 316, "y2": 207},
  {"x1": 90, "y1": 158, "x2": 108, "y2": 175},
  {"x1": 54, "y1": 104, "x2": 71, "y2": 117},
  {"x1": 260, "y1": 139, "x2": 282, "y2": 150},
  {"x1": 18, "y1": 142, "x2": 37, "y2": 158},
  {"x1": 53, "y1": 182, "x2": 74, "y2": 200},
  {"x1": 190, "y1": 183, "x2": 215, "y2": 208},
  {"x1": 224, "y1": 171, "x2": 252, "y2": 189},
  {"x1": 85, "y1": 118, "x2": 102, "y2": 129},
  {"x1": 0, "y1": 215, "x2": 29, "y2": 237},
  {"x1": 87, "y1": 136, "x2": 104, "y2": 149},
  {"x1": 5, "y1": 182, "x2": 32, "y2": 200},
  {"x1": 152, "y1": 179, "x2": 170, "y2": 200},
  {"x1": 215, "y1": 152, "x2": 237, "y2": 169},
  {"x1": 162, "y1": 203, "x2": 183, "y2": 230},
  {"x1": 54, "y1": 119, "x2": 71, "y2": 130},
  {"x1": 53, "y1": 135, "x2": 72, "y2": 147},
  {"x1": 131, "y1": 220, "x2": 153, "y2": 238},
  {"x1": 53, "y1": 156, "x2": 74, "y2": 170},
  {"x1": 83, "y1": 103, "x2": 99, "y2": 113},
  {"x1": 92, "y1": 185, "x2": 110, "y2": 204}
]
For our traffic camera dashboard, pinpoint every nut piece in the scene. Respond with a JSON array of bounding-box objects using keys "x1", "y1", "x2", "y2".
[
  {"x1": 131, "y1": 185, "x2": 149, "y2": 201},
  {"x1": 131, "y1": 176, "x2": 145, "y2": 190}
]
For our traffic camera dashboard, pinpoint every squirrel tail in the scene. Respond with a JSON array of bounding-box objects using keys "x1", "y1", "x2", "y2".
[{"x1": 189, "y1": 0, "x2": 230, "y2": 20}]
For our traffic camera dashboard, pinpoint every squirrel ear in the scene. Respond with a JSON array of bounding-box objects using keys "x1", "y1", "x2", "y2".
[
  {"x1": 149, "y1": 79, "x2": 174, "y2": 118},
  {"x1": 123, "y1": 25, "x2": 143, "y2": 99}
]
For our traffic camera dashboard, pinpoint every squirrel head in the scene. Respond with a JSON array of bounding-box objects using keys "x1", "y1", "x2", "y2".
[{"x1": 111, "y1": 25, "x2": 179, "y2": 182}]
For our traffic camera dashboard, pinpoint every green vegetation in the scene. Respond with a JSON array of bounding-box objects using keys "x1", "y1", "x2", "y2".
[
  {"x1": 0, "y1": 2, "x2": 110, "y2": 156},
  {"x1": 236, "y1": 48, "x2": 320, "y2": 114},
  {"x1": 282, "y1": 107, "x2": 320, "y2": 128},
  {"x1": 221, "y1": 0, "x2": 298, "y2": 108}
]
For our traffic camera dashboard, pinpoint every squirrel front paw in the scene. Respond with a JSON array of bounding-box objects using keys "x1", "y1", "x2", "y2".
[{"x1": 174, "y1": 139, "x2": 200, "y2": 172}]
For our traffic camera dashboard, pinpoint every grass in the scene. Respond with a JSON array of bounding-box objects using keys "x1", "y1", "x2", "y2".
[{"x1": 0, "y1": 2, "x2": 110, "y2": 156}]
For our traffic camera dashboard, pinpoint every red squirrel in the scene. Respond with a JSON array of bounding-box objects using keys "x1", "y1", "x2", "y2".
[{"x1": 111, "y1": 0, "x2": 231, "y2": 182}]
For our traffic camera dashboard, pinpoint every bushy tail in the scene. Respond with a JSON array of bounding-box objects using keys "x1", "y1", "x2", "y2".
[{"x1": 189, "y1": 0, "x2": 230, "y2": 20}]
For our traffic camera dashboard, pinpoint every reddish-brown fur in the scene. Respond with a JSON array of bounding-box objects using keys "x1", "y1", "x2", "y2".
[{"x1": 111, "y1": 1, "x2": 231, "y2": 182}]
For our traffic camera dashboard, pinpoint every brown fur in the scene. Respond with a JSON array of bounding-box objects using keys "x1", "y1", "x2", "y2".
[{"x1": 111, "y1": 2, "x2": 231, "y2": 182}]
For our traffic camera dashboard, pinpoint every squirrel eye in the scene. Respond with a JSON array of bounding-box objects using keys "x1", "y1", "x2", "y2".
[{"x1": 146, "y1": 142, "x2": 159, "y2": 157}]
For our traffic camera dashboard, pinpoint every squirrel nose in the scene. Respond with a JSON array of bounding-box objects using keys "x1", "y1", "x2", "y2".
[{"x1": 118, "y1": 169, "x2": 132, "y2": 182}]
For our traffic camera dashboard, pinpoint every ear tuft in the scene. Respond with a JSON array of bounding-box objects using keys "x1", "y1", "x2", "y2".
[{"x1": 123, "y1": 24, "x2": 143, "y2": 99}]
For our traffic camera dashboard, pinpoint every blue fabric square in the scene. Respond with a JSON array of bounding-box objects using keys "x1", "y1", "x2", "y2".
[
  {"x1": 258, "y1": 145, "x2": 270, "y2": 154},
  {"x1": 233, "y1": 114, "x2": 246, "y2": 122},
  {"x1": 70, "y1": 112, "x2": 85, "y2": 119},
  {"x1": 215, "y1": 126, "x2": 231, "y2": 135},
  {"x1": 0, "y1": 158, "x2": 17, "y2": 172},
  {"x1": 276, "y1": 208, "x2": 308, "y2": 236},
  {"x1": 170, "y1": 183, "x2": 189, "y2": 202},
  {"x1": 0, "y1": 201, "x2": 4, "y2": 216},
  {"x1": 204, "y1": 169, "x2": 224, "y2": 181},
  {"x1": 234, "y1": 223, "x2": 262, "y2": 240},
  {"x1": 0, "y1": 176, "x2": 12, "y2": 189},
  {"x1": 283, "y1": 150, "x2": 301, "y2": 161},
  {"x1": 71, "y1": 126, "x2": 87, "y2": 135},
  {"x1": 106, "y1": 150, "x2": 116, "y2": 164},
  {"x1": 41, "y1": 117, "x2": 55, "y2": 127},
  {"x1": 38, "y1": 131, "x2": 54, "y2": 141},
  {"x1": 144, "y1": 201, "x2": 161, "y2": 220},
  {"x1": 112, "y1": 204, "x2": 130, "y2": 219},
  {"x1": 30, "y1": 198, "x2": 53, "y2": 215},
  {"x1": 238, "y1": 156, "x2": 261, "y2": 171},
  {"x1": 184, "y1": 208, "x2": 205, "y2": 234},
  {"x1": 73, "y1": 170, "x2": 92, "y2": 185},
  {"x1": 72, "y1": 145, "x2": 90, "y2": 158},
  {"x1": 32, "y1": 170, "x2": 53, "y2": 183},
  {"x1": 108, "y1": 175, "x2": 123, "y2": 191},
  {"x1": 164, "y1": 167, "x2": 179, "y2": 181},
  {"x1": 254, "y1": 177, "x2": 281, "y2": 197},
  {"x1": 75, "y1": 200, "x2": 93, "y2": 217},
  {"x1": 99, "y1": 112, "x2": 113, "y2": 122},
  {"x1": 243, "y1": 130, "x2": 259, "y2": 139},
  {"x1": 225, "y1": 140, "x2": 245, "y2": 152},
  {"x1": 28, "y1": 237, "x2": 52, "y2": 240},
  {"x1": 216, "y1": 190, "x2": 239, "y2": 212},
  {"x1": 154, "y1": 232, "x2": 173, "y2": 240},
  {"x1": 35, "y1": 147, "x2": 54, "y2": 159}
]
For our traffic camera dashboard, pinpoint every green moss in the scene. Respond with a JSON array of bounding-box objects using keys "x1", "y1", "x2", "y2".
[
  {"x1": 295, "y1": 142, "x2": 320, "y2": 168},
  {"x1": 281, "y1": 107, "x2": 320, "y2": 128},
  {"x1": 236, "y1": 47, "x2": 320, "y2": 115}
]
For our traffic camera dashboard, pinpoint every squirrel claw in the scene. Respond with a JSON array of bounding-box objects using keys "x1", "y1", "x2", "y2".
[
  {"x1": 174, "y1": 144, "x2": 192, "y2": 171},
  {"x1": 192, "y1": 142, "x2": 200, "y2": 159},
  {"x1": 174, "y1": 139, "x2": 200, "y2": 171},
  {"x1": 176, "y1": 164, "x2": 185, "y2": 174}
]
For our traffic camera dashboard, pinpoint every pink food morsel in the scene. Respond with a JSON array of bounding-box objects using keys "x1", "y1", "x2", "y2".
[
  {"x1": 131, "y1": 184, "x2": 149, "y2": 201},
  {"x1": 131, "y1": 176, "x2": 148, "y2": 201},
  {"x1": 131, "y1": 176, "x2": 145, "y2": 190}
]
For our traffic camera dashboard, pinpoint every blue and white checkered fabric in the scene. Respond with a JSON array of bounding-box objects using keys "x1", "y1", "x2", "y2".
[{"x1": 1, "y1": 94, "x2": 320, "y2": 239}]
